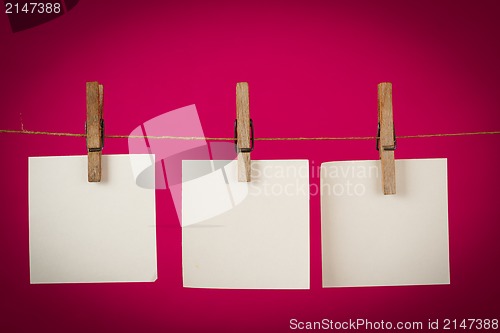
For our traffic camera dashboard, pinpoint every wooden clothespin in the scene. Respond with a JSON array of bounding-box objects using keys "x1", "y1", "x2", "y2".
[
  {"x1": 235, "y1": 82, "x2": 253, "y2": 182},
  {"x1": 377, "y1": 82, "x2": 396, "y2": 195},
  {"x1": 86, "y1": 81, "x2": 104, "y2": 182}
]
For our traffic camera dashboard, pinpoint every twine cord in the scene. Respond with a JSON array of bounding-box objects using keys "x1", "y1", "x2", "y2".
[{"x1": 0, "y1": 129, "x2": 499, "y2": 141}]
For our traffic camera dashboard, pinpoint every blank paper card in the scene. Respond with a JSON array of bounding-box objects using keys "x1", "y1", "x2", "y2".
[
  {"x1": 29, "y1": 155, "x2": 157, "y2": 284},
  {"x1": 321, "y1": 159, "x2": 450, "y2": 288},
  {"x1": 182, "y1": 160, "x2": 310, "y2": 289}
]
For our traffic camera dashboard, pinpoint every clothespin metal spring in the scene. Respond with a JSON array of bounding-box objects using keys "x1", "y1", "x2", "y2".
[
  {"x1": 376, "y1": 123, "x2": 396, "y2": 151},
  {"x1": 234, "y1": 119, "x2": 254, "y2": 153},
  {"x1": 86, "y1": 119, "x2": 105, "y2": 153}
]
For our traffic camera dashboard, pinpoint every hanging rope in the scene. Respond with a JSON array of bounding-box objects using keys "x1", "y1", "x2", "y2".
[{"x1": 0, "y1": 129, "x2": 499, "y2": 141}]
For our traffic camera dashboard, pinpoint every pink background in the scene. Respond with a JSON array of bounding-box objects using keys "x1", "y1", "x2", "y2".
[{"x1": 1, "y1": 0, "x2": 499, "y2": 332}]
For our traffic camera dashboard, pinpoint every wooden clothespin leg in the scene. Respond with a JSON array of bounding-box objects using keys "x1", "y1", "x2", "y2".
[
  {"x1": 377, "y1": 82, "x2": 396, "y2": 195},
  {"x1": 236, "y1": 82, "x2": 252, "y2": 182},
  {"x1": 86, "y1": 81, "x2": 104, "y2": 182}
]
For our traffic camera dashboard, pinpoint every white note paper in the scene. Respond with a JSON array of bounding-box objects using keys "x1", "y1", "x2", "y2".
[
  {"x1": 182, "y1": 160, "x2": 310, "y2": 289},
  {"x1": 29, "y1": 155, "x2": 157, "y2": 284},
  {"x1": 321, "y1": 159, "x2": 450, "y2": 287}
]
